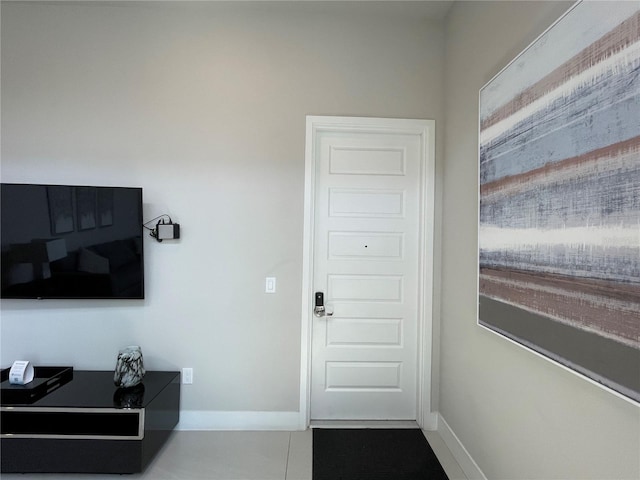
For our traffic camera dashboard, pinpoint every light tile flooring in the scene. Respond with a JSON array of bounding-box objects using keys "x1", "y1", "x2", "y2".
[{"x1": 2, "y1": 429, "x2": 467, "y2": 479}]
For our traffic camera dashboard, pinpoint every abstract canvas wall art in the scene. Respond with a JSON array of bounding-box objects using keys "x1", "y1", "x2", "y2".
[{"x1": 478, "y1": 1, "x2": 639, "y2": 403}]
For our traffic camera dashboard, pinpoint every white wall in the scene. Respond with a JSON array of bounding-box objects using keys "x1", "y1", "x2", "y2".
[
  {"x1": 440, "y1": 1, "x2": 640, "y2": 478},
  {"x1": 1, "y1": 1, "x2": 444, "y2": 423}
]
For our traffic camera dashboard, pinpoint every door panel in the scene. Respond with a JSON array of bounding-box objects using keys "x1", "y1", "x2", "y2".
[
  {"x1": 328, "y1": 232, "x2": 404, "y2": 259},
  {"x1": 329, "y1": 189, "x2": 405, "y2": 217},
  {"x1": 310, "y1": 125, "x2": 424, "y2": 420},
  {"x1": 325, "y1": 317, "x2": 403, "y2": 347},
  {"x1": 325, "y1": 362, "x2": 403, "y2": 390},
  {"x1": 328, "y1": 275, "x2": 403, "y2": 302},
  {"x1": 329, "y1": 146, "x2": 405, "y2": 176}
]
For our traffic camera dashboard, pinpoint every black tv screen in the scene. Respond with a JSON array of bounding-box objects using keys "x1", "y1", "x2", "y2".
[{"x1": 1, "y1": 183, "x2": 144, "y2": 299}]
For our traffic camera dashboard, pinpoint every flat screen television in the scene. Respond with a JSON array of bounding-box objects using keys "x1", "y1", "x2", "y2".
[{"x1": 1, "y1": 183, "x2": 144, "y2": 299}]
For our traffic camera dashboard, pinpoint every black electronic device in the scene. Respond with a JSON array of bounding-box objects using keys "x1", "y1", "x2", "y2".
[
  {"x1": 1, "y1": 183, "x2": 144, "y2": 299},
  {"x1": 156, "y1": 222, "x2": 180, "y2": 241}
]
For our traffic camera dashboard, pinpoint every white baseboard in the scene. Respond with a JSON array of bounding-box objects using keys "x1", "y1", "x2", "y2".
[
  {"x1": 177, "y1": 410, "x2": 304, "y2": 431},
  {"x1": 437, "y1": 414, "x2": 487, "y2": 480},
  {"x1": 421, "y1": 410, "x2": 439, "y2": 431}
]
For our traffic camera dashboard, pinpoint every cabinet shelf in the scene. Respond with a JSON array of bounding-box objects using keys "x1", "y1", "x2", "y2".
[{"x1": 1, "y1": 370, "x2": 180, "y2": 474}]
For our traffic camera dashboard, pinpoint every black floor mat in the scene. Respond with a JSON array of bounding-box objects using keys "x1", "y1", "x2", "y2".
[{"x1": 313, "y1": 428, "x2": 449, "y2": 480}]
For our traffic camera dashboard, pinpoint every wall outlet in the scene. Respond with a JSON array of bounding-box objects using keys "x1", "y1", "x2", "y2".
[{"x1": 182, "y1": 368, "x2": 193, "y2": 385}]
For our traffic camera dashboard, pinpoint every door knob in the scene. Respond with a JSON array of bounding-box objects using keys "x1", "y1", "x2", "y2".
[{"x1": 314, "y1": 292, "x2": 333, "y2": 317}]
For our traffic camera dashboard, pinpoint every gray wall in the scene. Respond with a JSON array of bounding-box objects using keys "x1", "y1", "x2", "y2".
[
  {"x1": 1, "y1": 1, "x2": 444, "y2": 417},
  {"x1": 441, "y1": 2, "x2": 640, "y2": 478}
]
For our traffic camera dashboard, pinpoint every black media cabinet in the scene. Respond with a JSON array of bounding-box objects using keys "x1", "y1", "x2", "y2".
[{"x1": 1, "y1": 370, "x2": 180, "y2": 473}]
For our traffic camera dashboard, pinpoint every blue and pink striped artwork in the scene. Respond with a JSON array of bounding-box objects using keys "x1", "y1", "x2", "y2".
[{"x1": 478, "y1": 1, "x2": 639, "y2": 403}]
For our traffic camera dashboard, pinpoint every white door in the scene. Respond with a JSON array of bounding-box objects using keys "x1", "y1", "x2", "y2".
[{"x1": 305, "y1": 116, "x2": 435, "y2": 421}]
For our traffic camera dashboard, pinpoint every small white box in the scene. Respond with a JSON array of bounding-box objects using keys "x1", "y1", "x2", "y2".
[{"x1": 265, "y1": 277, "x2": 276, "y2": 293}]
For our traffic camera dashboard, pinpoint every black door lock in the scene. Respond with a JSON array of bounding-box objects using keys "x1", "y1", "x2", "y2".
[{"x1": 314, "y1": 292, "x2": 332, "y2": 317}]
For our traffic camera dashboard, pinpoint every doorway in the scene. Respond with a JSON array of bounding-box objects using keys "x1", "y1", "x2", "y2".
[{"x1": 300, "y1": 116, "x2": 436, "y2": 428}]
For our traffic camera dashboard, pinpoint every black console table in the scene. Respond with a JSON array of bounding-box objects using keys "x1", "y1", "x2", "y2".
[{"x1": 1, "y1": 370, "x2": 180, "y2": 473}]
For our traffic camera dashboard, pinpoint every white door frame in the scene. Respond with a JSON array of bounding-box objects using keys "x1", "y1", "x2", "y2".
[{"x1": 299, "y1": 115, "x2": 437, "y2": 430}]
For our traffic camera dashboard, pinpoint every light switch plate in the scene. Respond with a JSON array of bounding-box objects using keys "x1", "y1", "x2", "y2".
[{"x1": 265, "y1": 277, "x2": 276, "y2": 293}]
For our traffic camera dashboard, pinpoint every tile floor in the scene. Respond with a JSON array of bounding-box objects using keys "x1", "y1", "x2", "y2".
[{"x1": 1, "y1": 429, "x2": 467, "y2": 479}]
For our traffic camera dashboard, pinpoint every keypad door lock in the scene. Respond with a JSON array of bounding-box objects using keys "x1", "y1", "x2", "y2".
[{"x1": 314, "y1": 292, "x2": 333, "y2": 317}]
